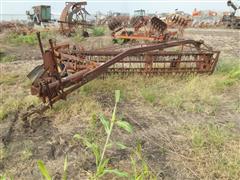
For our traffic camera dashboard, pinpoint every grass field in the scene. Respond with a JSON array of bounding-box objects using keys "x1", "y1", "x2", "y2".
[{"x1": 0, "y1": 28, "x2": 239, "y2": 179}]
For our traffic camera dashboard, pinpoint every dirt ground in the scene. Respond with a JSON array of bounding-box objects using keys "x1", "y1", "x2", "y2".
[
  {"x1": 185, "y1": 29, "x2": 240, "y2": 58},
  {"x1": 0, "y1": 28, "x2": 240, "y2": 179}
]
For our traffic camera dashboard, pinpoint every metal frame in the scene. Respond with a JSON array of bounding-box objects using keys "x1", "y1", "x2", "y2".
[{"x1": 27, "y1": 32, "x2": 220, "y2": 108}]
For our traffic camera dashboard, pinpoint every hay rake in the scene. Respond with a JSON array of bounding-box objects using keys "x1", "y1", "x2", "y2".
[{"x1": 27, "y1": 32, "x2": 219, "y2": 110}]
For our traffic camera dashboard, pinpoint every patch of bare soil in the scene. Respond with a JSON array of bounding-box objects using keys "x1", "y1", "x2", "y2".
[
  {"x1": 185, "y1": 28, "x2": 240, "y2": 58},
  {"x1": 117, "y1": 98, "x2": 240, "y2": 179},
  {"x1": 0, "y1": 112, "x2": 97, "y2": 179},
  {"x1": 1, "y1": 87, "x2": 239, "y2": 179}
]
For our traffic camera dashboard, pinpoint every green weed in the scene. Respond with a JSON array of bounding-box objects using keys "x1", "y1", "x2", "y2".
[
  {"x1": 0, "y1": 173, "x2": 13, "y2": 180},
  {"x1": 214, "y1": 66, "x2": 240, "y2": 91},
  {"x1": 0, "y1": 175, "x2": 6, "y2": 180},
  {"x1": 92, "y1": 27, "x2": 105, "y2": 36},
  {"x1": 5, "y1": 31, "x2": 49, "y2": 46},
  {"x1": 37, "y1": 160, "x2": 51, "y2": 180},
  {"x1": 130, "y1": 143, "x2": 157, "y2": 179},
  {"x1": 63, "y1": 156, "x2": 68, "y2": 180},
  {"x1": 229, "y1": 68, "x2": 240, "y2": 80},
  {"x1": 6, "y1": 33, "x2": 38, "y2": 45},
  {"x1": 74, "y1": 90, "x2": 132, "y2": 179},
  {"x1": 216, "y1": 58, "x2": 239, "y2": 75},
  {"x1": 141, "y1": 88, "x2": 157, "y2": 104}
]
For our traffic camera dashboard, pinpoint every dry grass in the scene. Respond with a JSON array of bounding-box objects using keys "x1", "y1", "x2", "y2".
[
  {"x1": 0, "y1": 53, "x2": 239, "y2": 179},
  {"x1": 79, "y1": 62, "x2": 239, "y2": 114},
  {"x1": 49, "y1": 93, "x2": 102, "y2": 123},
  {"x1": 0, "y1": 70, "x2": 39, "y2": 121},
  {"x1": 0, "y1": 55, "x2": 17, "y2": 63},
  {"x1": 169, "y1": 122, "x2": 240, "y2": 179},
  {"x1": 0, "y1": 147, "x2": 7, "y2": 162}
]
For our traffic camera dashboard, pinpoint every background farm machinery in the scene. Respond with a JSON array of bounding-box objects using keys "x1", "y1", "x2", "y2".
[
  {"x1": 26, "y1": 2, "x2": 92, "y2": 36},
  {"x1": 59, "y1": 1, "x2": 92, "y2": 36},
  {"x1": 107, "y1": 12, "x2": 192, "y2": 44},
  {"x1": 222, "y1": 0, "x2": 240, "y2": 29},
  {"x1": 26, "y1": 5, "x2": 52, "y2": 26},
  {"x1": 27, "y1": 31, "x2": 220, "y2": 110},
  {"x1": 24, "y1": 0, "x2": 240, "y2": 39}
]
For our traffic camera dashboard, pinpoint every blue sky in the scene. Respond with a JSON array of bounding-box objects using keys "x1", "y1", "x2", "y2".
[{"x1": 1, "y1": 0, "x2": 238, "y2": 15}]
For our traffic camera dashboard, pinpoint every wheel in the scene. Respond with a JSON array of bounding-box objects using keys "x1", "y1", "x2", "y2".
[
  {"x1": 34, "y1": 16, "x2": 41, "y2": 26},
  {"x1": 82, "y1": 31, "x2": 89, "y2": 37}
]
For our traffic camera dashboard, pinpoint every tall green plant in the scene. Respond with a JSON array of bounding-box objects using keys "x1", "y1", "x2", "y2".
[
  {"x1": 130, "y1": 143, "x2": 157, "y2": 180},
  {"x1": 37, "y1": 160, "x2": 51, "y2": 180},
  {"x1": 0, "y1": 175, "x2": 6, "y2": 180},
  {"x1": 37, "y1": 155, "x2": 68, "y2": 180},
  {"x1": 74, "y1": 90, "x2": 133, "y2": 179}
]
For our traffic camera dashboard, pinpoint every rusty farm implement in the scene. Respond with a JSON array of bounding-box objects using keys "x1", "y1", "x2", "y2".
[
  {"x1": 26, "y1": 31, "x2": 220, "y2": 113},
  {"x1": 59, "y1": 1, "x2": 92, "y2": 36},
  {"x1": 108, "y1": 15, "x2": 177, "y2": 43},
  {"x1": 108, "y1": 13, "x2": 192, "y2": 43}
]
